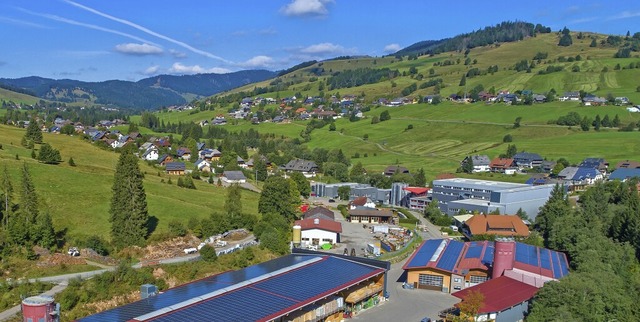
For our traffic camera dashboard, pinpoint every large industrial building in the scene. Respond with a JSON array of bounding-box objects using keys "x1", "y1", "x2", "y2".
[
  {"x1": 78, "y1": 250, "x2": 390, "y2": 322},
  {"x1": 311, "y1": 182, "x2": 392, "y2": 205},
  {"x1": 431, "y1": 178, "x2": 555, "y2": 219}
]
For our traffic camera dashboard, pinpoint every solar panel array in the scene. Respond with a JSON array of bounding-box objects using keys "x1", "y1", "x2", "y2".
[
  {"x1": 558, "y1": 253, "x2": 569, "y2": 277},
  {"x1": 435, "y1": 240, "x2": 464, "y2": 272},
  {"x1": 481, "y1": 244, "x2": 495, "y2": 265},
  {"x1": 464, "y1": 245, "x2": 483, "y2": 259},
  {"x1": 148, "y1": 256, "x2": 382, "y2": 322},
  {"x1": 539, "y1": 248, "x2": 552, "y2": 270},
  {"x1": 515, "y1": 242, "x2": 539, "y2": 266},
  {"x1": 405, "y1": 239, "x2": 443, "y2": 268},
  {"x1": 551, "y1": 252, "x2": 563, "y2": 279},
  {"x1": 78, "y1": 255, "x2": 316, "y2": 322}
]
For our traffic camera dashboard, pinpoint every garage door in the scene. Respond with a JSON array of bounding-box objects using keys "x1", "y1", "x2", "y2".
[{"x1": 417, "y1": 274, "x2": 443, "y2": 291}]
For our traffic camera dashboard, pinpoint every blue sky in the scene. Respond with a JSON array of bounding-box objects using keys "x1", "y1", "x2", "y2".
[{"x1": 1, "y1": 0, "x2": 639, "y2": 81}]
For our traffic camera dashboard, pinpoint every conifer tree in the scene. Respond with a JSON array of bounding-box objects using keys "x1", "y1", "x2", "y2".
[
  {"x1": 24, "y1": 120, "x2": 43, "y2": 144},
  {"x1": 109, "y1": 151, "x2": 149, "y2": 249},
  {"x1": 1, "y1": 165, "x2": 13, "y2": 228}
]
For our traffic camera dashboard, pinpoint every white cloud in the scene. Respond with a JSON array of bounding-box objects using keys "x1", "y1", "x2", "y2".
[
  {"x1": 168, "y1": 62, "x2": 230, "y2": 75},
  {"x1": 0, "y1": 16, "x2": 48, "y2": 28},
  {"x1": 169, "y1": 49, "x2": 187, "y2": 59},
  {"x1": 239, "y1": 56, "x2": 275, "y2": 68},
  {"x1": 115, "y1": 43, "x2": 163, "y2": 55},
  {"x1": 142, "y1": 65, "x2": 160, "y2": 75},
  {"x1": 607, "y1": 10, "x2": 640, "y2": 21},
  {"x1": 281, "y1": 0, "x2": 332, "y2": 17},
  {"x1": 383, "y1": 43, "x2": 401, "y2": 53},
  {"x1": 300, "y1": 42, "x2": 345, "y2": 55}
]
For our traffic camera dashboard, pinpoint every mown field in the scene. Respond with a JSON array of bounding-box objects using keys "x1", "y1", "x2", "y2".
[{"x1": 0, "y1": 125, "x2": 260, "y2": 241}]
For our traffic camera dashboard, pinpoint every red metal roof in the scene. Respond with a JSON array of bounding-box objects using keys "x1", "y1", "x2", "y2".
[
  {"x1": 294, "y1": 218, "x2": 342, "y2": 233},
  {"x1": 452, "y1": 276, "x2": 539, "y2": 314},
  {"x1": 403, "y1": 187, "x2": 430, "y2": 194}
]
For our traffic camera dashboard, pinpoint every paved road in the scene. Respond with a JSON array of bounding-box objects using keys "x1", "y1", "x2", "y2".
[{"x1": 353, "y1": 251, "x2": 459, "y2": 322}]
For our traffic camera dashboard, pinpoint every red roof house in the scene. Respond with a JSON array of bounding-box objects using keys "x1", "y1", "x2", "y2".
[{"x1": 453, "y1": 276, "x2": 539, "y2": 321}]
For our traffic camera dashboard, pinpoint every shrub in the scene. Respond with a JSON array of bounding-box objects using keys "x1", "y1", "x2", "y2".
[
  {"x1": 168, "y1": 220, "x2": 187, "y2": 237},
  {"x1": 199, "y1": 244, "x2": 218, "y2": 262}
]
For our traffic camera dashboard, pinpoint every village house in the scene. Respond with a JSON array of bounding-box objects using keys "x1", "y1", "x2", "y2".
[
  {"x1": 348, "y1": 196, "x2": 376, "y2": 210},
  {"x1": 461, "y1": 155, "x2": 491, "y2": 173},
  {"x1": 165, "y1": 162, "x2": 186, "y2": 175},
  {"x1": 348, "y1": 208, "x2": 395, "y2": 224},
  {"x1": 489, "y1": 158, "x2": 516, "y2": 174},
  {"x1": 280, "y1": 159, "x2": 318, "y2": 177},
  {"x1": 462, "y1": 214, "x2": 530, "y2": 239}
]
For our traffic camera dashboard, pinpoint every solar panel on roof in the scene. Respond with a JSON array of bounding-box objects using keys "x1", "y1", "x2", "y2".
[
  {"x1": 482, "y1": 244, "x2": 494, "y2": 265},
  {"x1": 515, "y1": 243, "x2": 539, "y2": 266},
  {"x1": 406, "y1": 239, "x2": 443, "y2": 268},
  {"x1": 551, "y1": 252, "x2": 563, "y2": 279},
  {"x1": 557, "y1": 252, "x2": 569, "y2": 278},
  {"x1": 539, "y1": 248, "x2": 552, "y2": 270},
  {"x1": 79, "y1": 255, "x2": 317, "y2": 322},
  {"x1": 435, "y1": 240, "x2": 464, "y2": 272},
  {"x1": 464, "y1": 246, "x2": 483, "y2": 259},
  {"x1": 148, "y1": 256, "x2": 382, "y2": 322}
]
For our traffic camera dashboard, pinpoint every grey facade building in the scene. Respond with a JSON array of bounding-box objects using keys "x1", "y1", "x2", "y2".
[
  {"x1": 311, "y1": 182, "x2": 391, "y2": 205},
  {"x1": 431, "y1": 178, "x2": 555, "y2": 220}
]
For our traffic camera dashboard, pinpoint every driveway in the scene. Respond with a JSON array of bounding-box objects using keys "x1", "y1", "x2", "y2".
[{"x1": 353, "y1": 256, "x2": 459, "y2": 322}]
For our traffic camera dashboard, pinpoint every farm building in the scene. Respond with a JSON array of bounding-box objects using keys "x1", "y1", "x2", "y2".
[
  {"x1": 302, "y1": 206, "x2": 335, "y2": 221},
  {"x1": 348, "y1": 208, "x2": 395, "y2": 224},
  {"x1": 462, "y1": 214, "x2": 530, "y2": 239},
  {"x1": 402, "y1": 238, "x2": 568, "y2": 293},
  {"x1": 294, "y1": 218, "x2": 342, "y2": 246},
  {"x1": 78, "y1": 250, "x2": 390, "y2": 322}
]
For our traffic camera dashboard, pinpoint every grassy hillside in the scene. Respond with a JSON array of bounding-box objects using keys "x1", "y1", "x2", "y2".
[
  {"x1": 124, "y1": 31, "x2": 640, "y2": 180},
  {"x1": 0, "y1": 88, "x2": 41, "y2": 105},
  {"x1": 0, "y1": 125, "x2": 260, "y2": 241}
]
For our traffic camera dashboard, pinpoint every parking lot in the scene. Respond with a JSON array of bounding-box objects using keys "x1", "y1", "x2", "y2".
[{"x1": 311, "y1": 202, "x2": 458, "y2": 321}]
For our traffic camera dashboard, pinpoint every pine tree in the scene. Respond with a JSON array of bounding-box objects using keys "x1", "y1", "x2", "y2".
[
  {"x1": 613, "y1": 114, "x2": 621, "y2": 127},
  {"x1": 109, "y1": 151, "x2": 149, "y2": 249},
  {"x1": 24, "y1": 120, "x2": 43, "y2": 144},
  {"x1": 68, "y1": 157, "x2": 76, "y2": 166},
  {"x1": 254, "y1": 158, "x2": 268, "y2": 181},
  {"x1": 535, "y1": 184, "x2": 570, "y2": 246},
  {"x1": 20, "y1": 163, "x2": 38, "y2": 225},
  {"x1": 1, "y1": 165, "x2": 13, "y2": 228},
  {"x1": 37, "y1": 143, "x2": 62, "y2": 164},
  {"x1": 414, "y1": 168, "x2": 427, "y2": 187},
  {"x1": 33, "y1": 212, "x2": 56, "y2": 249}
]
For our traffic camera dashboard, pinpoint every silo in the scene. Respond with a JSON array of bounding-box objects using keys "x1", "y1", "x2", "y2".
[
  {"x1": 292, "y1": 225, "x2": 302, "y2": 246},
  {"x1": 22, "y1": 295, "x2": 59, "y2": 322},
  {"x1": 493, "y1": 238, "x2": 516, "y2": 278}
]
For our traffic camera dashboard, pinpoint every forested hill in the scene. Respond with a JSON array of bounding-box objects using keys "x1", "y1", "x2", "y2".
[
  {"x1": 395, "y1": 21, "x2": 552, "y2": 56},
  {"x1": 0, "y1": 70, "x2": 276, "y2": 110}
]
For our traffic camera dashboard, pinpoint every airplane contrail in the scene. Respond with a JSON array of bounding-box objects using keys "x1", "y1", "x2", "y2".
[
  {"x1": 63, "y1": 0, "x2": 232, "y2": 64},
  {"x1": 17, "y1": 7, "x2": 161, "y2": 47}
]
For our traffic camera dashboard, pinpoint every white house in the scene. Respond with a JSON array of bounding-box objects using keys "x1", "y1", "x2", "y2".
[
  {"x1": 142, "y1": 147, "x2": 159, "y2": 161},
  {"x1": 294, "y1": 218, "x2": 342, "y2": 246}
]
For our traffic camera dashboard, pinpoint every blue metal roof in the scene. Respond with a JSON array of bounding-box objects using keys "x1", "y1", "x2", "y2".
[
  {"x1": 558, "y1": 253, "x2": 569, "y2": 277},
  {"x1": 572, "y1": 167, "x2": 599, "y2": 180},
  {"x1": 79, "y1": 255, "x2": 384, "y2": 322},
  {"x1": 435, "y1": 240, "x2": 464, "y2": 272},
  {"x1": 609, "y1": 168, "x2": 640, "y2": 181},
  {"x1": 148, "y1": 256, "x2": 382, "y2": 322},
  {"x1": 551, "y1": 252, "x2": 563, "y2": 279},
  {"x1": 405, "y1": 239, "x2": 443, "y2": 269}
]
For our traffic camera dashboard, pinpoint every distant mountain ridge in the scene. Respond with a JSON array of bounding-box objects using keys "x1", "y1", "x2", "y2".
[{"x1": 0, "y1": 70, "x2": 276, "y2": 110}]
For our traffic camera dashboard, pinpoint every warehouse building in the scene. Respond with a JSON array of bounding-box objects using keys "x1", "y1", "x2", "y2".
[
  {"x1": 78, "y1": 250, "x2": 390, "y2": 322},
  {"x1": 402, "y1": 238, "x2": 568, "y2": 293},
  {"x1": 431, "y1": 178, "x2": 555, "y2": 219},
  {"x1": 311, "y1": 182, "x2": 391, "y2": 205}
]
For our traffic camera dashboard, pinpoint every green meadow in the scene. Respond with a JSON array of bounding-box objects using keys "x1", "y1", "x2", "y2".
[{"x1": 0, "y1": 125, "x2": 260, "y2": 241}]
